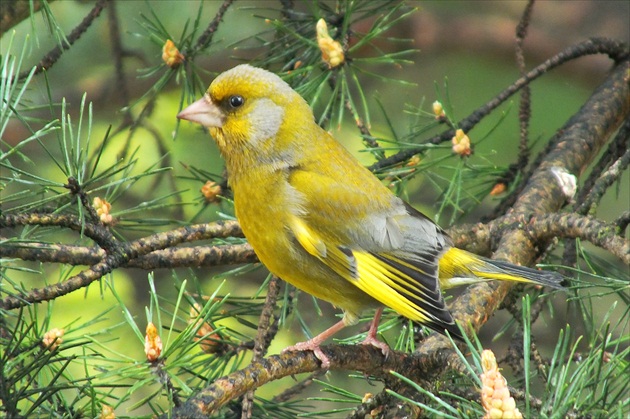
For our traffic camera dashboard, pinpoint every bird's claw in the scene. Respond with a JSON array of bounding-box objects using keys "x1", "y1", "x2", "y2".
[
  {"x1": 360, "y1": 335, "x2": 391, "y2": 360},
  {"x1": 283, "y1": 341, "x2": 331, "y2": 369}
]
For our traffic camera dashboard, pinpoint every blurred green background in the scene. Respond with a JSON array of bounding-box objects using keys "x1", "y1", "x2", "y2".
[{"x1": 2, "y1": 0, "x2": 628, "y2": 415}]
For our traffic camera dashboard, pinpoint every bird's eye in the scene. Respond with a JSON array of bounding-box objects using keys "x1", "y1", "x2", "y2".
[{"x1": 228, "y1": 95, "x2": 244, "y2": 109}]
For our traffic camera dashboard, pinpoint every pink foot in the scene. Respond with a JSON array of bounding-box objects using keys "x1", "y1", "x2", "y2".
[
  {"x1": 281, "y1": 319, "x2": 347, "y2": 369},
  {"x1": 283, "y1": 340, "x2": 331, "y2": 369},
  {"x1": 360, "y1": 307, "x2": 391, "y2": 358},
  {"x1": 360, "y1": 333, "x2": 391, "y2": 358}
]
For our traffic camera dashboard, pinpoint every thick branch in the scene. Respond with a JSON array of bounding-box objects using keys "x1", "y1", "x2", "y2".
[
  {"x1": 0, "y1": 220, "x2": 245, "y2": 309},
  {"x1": 169, "y1": 344, "x2": 466, "y2": 418},
  {"x1": 529, "y1": 214, "x2": 629, "y2": 265},
  {"x1": 415, "y1": 56, "x2": 630, "y2": 368},
  {"x1": 448, "y1": 213, "x2": 629, "y2": 266},
  {"x1": 0, "y1": 241, "x2": 257, "y2": 269}
]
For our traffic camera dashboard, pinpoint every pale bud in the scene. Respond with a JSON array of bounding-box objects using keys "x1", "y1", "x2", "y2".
[
  {"x1": 93, "y1": 197, "x2": 113, "y2": 225},
  {"x1": 550, "y1": 166, "x2": 577, "y2": 202},
  {"x1": 316, "y1": 19, "x2": 345, "y2": 68},
  {"x1": 42, "y1": 328, "x2": 65, "y2": 351},
  {"x1": 480, "y1": 349, "x2": 522, "y2": 419},
  {"x1": 432, "y1": 100, "x2": 446, "y2": 118},
  {"x1": 452, "y1": 129, "x2": 472, "y2": 156},
  {"x1": 100, "y1": 405, "x2": 116, "y2": 419},
  {"x1": 162, "y1": 39, "x2": 185, "y2": 68},
  {"x1": 144, "y1": 322, "x2": 162, "y2": 362}
]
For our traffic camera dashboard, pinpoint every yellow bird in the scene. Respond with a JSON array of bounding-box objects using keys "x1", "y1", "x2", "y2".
[{"x1": 178, "y1": 65, "x2": 564, "y2": 368}]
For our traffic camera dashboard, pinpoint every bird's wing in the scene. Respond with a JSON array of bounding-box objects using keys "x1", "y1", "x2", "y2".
[{"x1": 287, "y1": 168, "x2": 462, "y2": 339}]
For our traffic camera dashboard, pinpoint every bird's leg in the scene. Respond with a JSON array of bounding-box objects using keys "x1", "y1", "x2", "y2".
[
  {"x1": 360, "y1": 307, "x2": 390, "y2": 357},
  {"x1": 283, "y1": 309, "x2": 391, "y2": 368},
  {"x1": 282, "y1": 319, "x2": 347, "y2": 369}
]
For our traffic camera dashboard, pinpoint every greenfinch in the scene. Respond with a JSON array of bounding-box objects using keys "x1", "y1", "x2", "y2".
[{"x1": 178, "y1": 65, "x2": 564, "y2": 368}]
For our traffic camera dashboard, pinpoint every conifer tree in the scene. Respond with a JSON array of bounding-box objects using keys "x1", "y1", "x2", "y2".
[{"x1": 1, "y1": 1, "x2": 628, "y2": 417}]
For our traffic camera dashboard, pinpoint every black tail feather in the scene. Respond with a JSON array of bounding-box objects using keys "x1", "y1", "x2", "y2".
[{"x1": 489, "y1": 259, "x2": 567, "y2": 290}]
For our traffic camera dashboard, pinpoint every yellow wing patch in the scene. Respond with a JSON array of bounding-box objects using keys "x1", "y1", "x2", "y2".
[
  {"x1": 351, "y1": 252, "x2": 436, "y2": 324},
  {"x1": 288, "y1": 215, "x2": 327, "y2": 258},
  {"x1": 347, "y1": 251, "x2": 461, "y2": 338},
  {"x1": 288, "y1": 215, "x2": 461, "y2": 338}
]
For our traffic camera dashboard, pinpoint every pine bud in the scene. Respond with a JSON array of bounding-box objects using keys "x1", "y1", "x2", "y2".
[
  {"x1": 201, "y1": 181, "x2": 222, "y2": 203},
  {"x1": 452, "y1": 129, "x2": 472, "y2": 156},
  {"x1": 432, "y1": 100, "x2": 446, "y2": 119},
  {"x1": 480, "y1": 349, "x2": 522, "y2": 419},
  {"x1": 490, "y1": 183, "x2": 507, "y2": 196},
  {"x1": 162, "y1": 39, "x2": 185, "y2": 68},
  {"x1": 42, "y1": 327, "x2": 65, "y2": 351},
  {"x1": 144, "y1": 322, "x2": 162, "y2": 362},
  {"x1": 100, "y1": 405, "x2": 116, "y2": 419},
  {"x1": 406, "y1": 155, "x2": 421, "y2": 167},
  {"x1": 93, "y1": 197, "x2": 113, "y2": 225},
  {"x1": 189, "y1": 303, "x2": 223, "y2": 353},
  {"x1": 316, "y1": 19, "x2": 345, "y2": 68}
]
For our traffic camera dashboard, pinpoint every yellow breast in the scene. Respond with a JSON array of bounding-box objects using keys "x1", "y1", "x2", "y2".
[{"x1": 230, "y1": 169, "x2": 377, "y2": 318}]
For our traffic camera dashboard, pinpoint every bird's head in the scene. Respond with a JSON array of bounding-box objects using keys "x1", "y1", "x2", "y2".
[{"x1": 178, "y1": 64, "x2": 313, "y2": 169}]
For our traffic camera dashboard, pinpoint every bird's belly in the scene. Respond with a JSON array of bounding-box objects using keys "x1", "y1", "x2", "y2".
[{"x1": 236, "y1": 201, "x2": 377, "y2": 316}]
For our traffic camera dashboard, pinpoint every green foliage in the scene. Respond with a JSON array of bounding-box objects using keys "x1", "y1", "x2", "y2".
[
  {"x1": 1, "y1": 1, "x2": 628, "y2": 417},
  {"x1": 384, "y1": 296, "x2": 629, "y2": 418}
]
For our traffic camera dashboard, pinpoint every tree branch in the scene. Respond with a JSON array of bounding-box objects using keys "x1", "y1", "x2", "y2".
[
  {"x1": 368, "y1": 37, "x2": 628, "y2": 172},
  {"x1": 0, "y1": 241, "x2": 257, "y2": 269},
  {"x1": 17, "y1": 0, "x2": 108, "y2": 80},
  {"x1": 412, "y1": 54, "x2": 630, "y2": 380},
  {"x1": 169, "y1": 344, "x2": 467, "y2": 418},
  {"x1": 0, "y1": 219, "x2": 245, "y2": 309}
]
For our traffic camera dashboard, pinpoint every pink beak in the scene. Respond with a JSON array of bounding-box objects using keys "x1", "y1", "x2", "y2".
[{"x1": 177, "y1": 96, "x2": 224, "y2": 128}]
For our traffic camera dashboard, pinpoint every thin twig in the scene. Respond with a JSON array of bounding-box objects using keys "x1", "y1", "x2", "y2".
[
  {"x1": 0, "y1": 219, "x2": 245, "y2": 309},
  {"x1": 0, "y1": 240, "x2": 257, "y2": 269},
  {"x1": 107, "y1": 0, "x2": 133, "y2": 127},
  {"x1": 368, "y1": 38, "x2": 628, "y2": 173},
  {"x1": 193, "y1": 0, "x2": 236, "y2": 52},
  {"x1": 494, "y1": 0, "x2": 535, "y2": 205},
  {"x1": 18, "y1": 0, "x2": 108, "y2": 80},
  {"x1": 241, "y1": 276, "x2": 281, "y2": 418}
]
